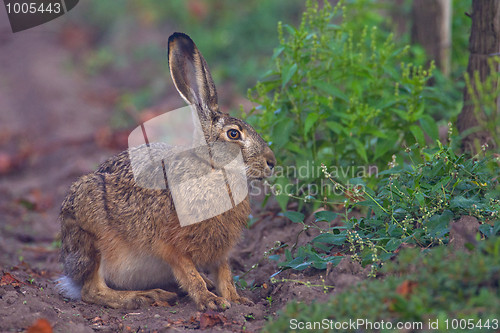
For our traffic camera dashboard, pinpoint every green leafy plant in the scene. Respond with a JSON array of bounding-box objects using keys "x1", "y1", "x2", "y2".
[
  {"x1": 277, "y1": 143, "x2": 500, "y2": 274},
  {"x1": 247, "y1": 0, "x2": 440, "y2": 209},
  {"x1": 264, "y1": 235, "x2": 500, "y2": 332}
]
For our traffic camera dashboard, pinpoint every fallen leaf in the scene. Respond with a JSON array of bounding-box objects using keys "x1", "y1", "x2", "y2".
[
  {"x1": 396, "y1": 280, "x2": 418, "y2": 298},
  {"x1": 0, "y1": 272, "x2": 25, "y2": 287},
  {"x1": 17, "y1": 188, "x2": 54, "y2": 212},
  {"x1": 199, "y1": 311, "x2": 226, "y2": 330},
  {"x1": 27, "y1": 318, "x2": 52, "y2": 333}
]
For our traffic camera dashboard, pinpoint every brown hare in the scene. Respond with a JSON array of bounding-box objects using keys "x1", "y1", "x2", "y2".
[{"x1": 58, "y1": 32, "x2": 276, "y2": 311}]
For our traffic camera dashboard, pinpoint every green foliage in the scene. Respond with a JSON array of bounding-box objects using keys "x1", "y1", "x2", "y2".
[
  {"x1": 464, "y1": 57, "x2": 500, "y2": 149},
  {"x1": 278, "y1": 144, "x2": 500, "y2": 273},
  {"x1": 388, "y1": 0, "x2": 472, "y2": 121},
  {"x1": 264, "y1": 236, "x2": 500, "y2": 332},
  {"x1": 247, "y1": 0, "x2": 441, "y2": 208}
]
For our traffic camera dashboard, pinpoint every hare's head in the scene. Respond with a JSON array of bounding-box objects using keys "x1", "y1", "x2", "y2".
[{"x1": 168, "y1": 32, "x2": 275, "y2": 180}]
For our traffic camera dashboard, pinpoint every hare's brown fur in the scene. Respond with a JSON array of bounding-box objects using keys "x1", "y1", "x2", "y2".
[{"x1": 58, "y1": 32, "x2": 275, "y2": 310}]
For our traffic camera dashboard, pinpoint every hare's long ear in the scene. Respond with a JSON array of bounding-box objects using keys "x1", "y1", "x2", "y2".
[{"x1": 168, "y1": 32, "x2": 219, "y2": 122}]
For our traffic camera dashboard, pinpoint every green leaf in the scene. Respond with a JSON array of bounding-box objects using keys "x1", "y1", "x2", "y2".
[
  {"x1": 366, "y1": 127, "x2": 388, "y2": 138},
  {"x1": 313, "y1": 233, "x2": 346, "y2": 246},
  {"x1": 410, "y1": 124, "x2": 425, "y2": 145},
  {"x1": 326, "y1": 121, "x2": 345, "y2": 135},
  {"x1": 282, "y1": 63, "x2": 298, "y2": 89},
  {"x1": 385, "y1": 238, "x2": 402, "y2": 252},
  {"x1": 353, "y1": 139, "x2": 368, "y2": 163},
  {"x1": 374, "y1": 137, "x2": 396, "y2": 160},
  {"x1": 479, "y1": 224, "x2": 493, "y2": 237},
  {"x1": 314, "y1": 211, "x2": 338, "y2": 222},
  {"x1": 415, "y1": 192, "x2": 425, "y2": 206},
  {"x1": 420, "y1": 115, "x2": 439, "y2": 141},
  {"x1": 433, "y1": 176, "x2": 452, "y2": 192},
  {"x1": 450, "y1": 196, "x2": 476, "y2": 210},
  {"x1": 279, "y1": 256, "x2": 311, "y2": 270},
  {"x1": 284, "y1": 141, "x2": 303, "y2": 154},
  {"x1": 312, "y1": 261, "x2": 328, "y2": 270},
  {"x1": 288, "y1": 261, "x2": 312, "y2": 270},
  {"x1": 379, "y1": 252, "x2": 395, "y2": 261},
  {"x1": 312, "y1": 81, "x2": 348, "y2": 102},
  {"x1": 268, "y1": 254, "x2": 281, "y2": 261},
  {"x1": 315, "y1": 242, "x2": 333, "y2": 253},
  {"x1": 427, "y1": 210, "x2": 453, "y2": 238},
  {"x1": 272, "y1": 46, "x2": 284, "y2": 60},
  {"x1": 283, "y1": 24, "x2": 297, "y2": 35},
  {"x1": 304, "y1": 113, "x2": 320, "y2": 136},
  {"x1": 284, "y1": 211, "x2": 305, "y2": 223},
  {"x1": 392, "y1": 108, "x2": 409, "y2": 121},
  {"x1": 325, "y1": 256, "x2": 343, "y2": 267},
  {"x1": 272, "y1": 117, "x2": 294, "y2": 148}
]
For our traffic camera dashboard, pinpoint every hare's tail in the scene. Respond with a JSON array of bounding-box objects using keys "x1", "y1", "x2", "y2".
[
  {"x1": 59, "y1": 214, "x2": 98, "y2": 300},
  {"x1": 58, "y1": 175, "x2": 103, "y2": 299},
  {"x1": 56, "y1": 275, "x2": 82, "y2": 300}
]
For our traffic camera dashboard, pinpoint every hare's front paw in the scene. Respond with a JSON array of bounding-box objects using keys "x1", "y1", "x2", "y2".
[{"x1": 197, "y1": 292, "x2": 231, "y2": 311}]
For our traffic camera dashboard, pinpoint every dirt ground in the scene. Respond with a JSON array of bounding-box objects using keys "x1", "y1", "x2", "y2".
[{"x1": 0, "y1": 15, "x2": 374, "y2": 333}]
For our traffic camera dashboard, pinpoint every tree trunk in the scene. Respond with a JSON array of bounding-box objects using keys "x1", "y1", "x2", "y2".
[
  {"x1": 411, "y1": 0, "x2": 452, "y2": 76},
  {"x1": 456, "y1": 0, "x2": 500, "y2": 152}
]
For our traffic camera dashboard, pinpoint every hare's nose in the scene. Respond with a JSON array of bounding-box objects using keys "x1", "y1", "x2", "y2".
[{"x1": 264, "y1": 147, "x2": 276, "y2": 169}]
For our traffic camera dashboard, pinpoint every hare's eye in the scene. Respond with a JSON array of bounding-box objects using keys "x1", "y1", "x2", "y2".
[{"x1": 227, "y1": 129, "x2": 241, "y2": 140}]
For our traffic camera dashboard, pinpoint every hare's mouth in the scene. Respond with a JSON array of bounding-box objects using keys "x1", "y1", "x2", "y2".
[{"x1": 244, "y1": 159, "x2": 274, "y2": 179}]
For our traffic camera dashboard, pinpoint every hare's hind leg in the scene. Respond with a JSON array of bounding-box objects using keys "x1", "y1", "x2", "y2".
[{"x1": 81, "y1": 261, "x2": 177, "y2": 309}]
